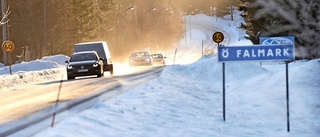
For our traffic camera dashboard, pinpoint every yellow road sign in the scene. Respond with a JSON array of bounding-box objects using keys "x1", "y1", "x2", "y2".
[
  {"x1": 2, "y1": 40, "x2": 15, "y2": 53},
  {"x1": 212, "y1": 32, "x2": 224, "y2": 44}
]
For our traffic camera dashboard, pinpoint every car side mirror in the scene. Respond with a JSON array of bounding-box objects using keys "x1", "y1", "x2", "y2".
[{"x1": 99, "y1": 57, "x2": 104, "y2": 60}]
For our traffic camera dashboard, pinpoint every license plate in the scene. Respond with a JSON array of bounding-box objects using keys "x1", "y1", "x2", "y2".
[{"x1": 78, "y1": 69, "x2": 88, "y2": 72}]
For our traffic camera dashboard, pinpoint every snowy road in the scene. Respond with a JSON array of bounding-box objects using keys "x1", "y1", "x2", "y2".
[
  {"x1": 0, "y1": 11, "x2": 318, "y2": 137},
  {"x1": 0, "y1": 65, "x2": 165, "y2": 136}
]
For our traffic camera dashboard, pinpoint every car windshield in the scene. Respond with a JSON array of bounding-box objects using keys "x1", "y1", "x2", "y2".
[
  {"x1": 131, "y1": 52, "x2": 149, "y2": 57},
  {"x1": 70, "y1": 53, "x2": 97, "y2": 62}
]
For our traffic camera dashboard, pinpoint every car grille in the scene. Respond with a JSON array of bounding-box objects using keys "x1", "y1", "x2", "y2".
[
  {"x1": 135, "y1": 59, "x2": 147, "y2": 62},
  {"x1": 74, "y1": 65, "x2": 91, "y2": 69}
]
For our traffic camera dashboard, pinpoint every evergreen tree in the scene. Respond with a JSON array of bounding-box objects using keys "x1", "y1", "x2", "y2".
[
  {"x1": 238, "y1": 0, "x2": 320, "y2": 59},
  {"x1": 71, "y1": 0, "x2": 97, "y2": 42},
  {"x1": 3, "y1": 0, "x2": 183, "y2": 63},
  {"x1": 238, "y1": 0, "x2": 261, "y2": 44}
]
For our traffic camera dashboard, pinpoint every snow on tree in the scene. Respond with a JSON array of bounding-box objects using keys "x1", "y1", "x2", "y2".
[{"x1": 239, "y1": 0, "x2": 320, "y2": 59}]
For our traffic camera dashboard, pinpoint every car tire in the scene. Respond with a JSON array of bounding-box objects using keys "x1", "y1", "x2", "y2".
[
  {"x1": 101, "y1": 71, "x2": 105, "y2": 76},
  {"x1": 108, "y1": 64, "x2": 114, "y2": 76},
  {"x1": 67, "y1": 76, "x2": 75, "y2": 80},
  {"x1": 97, "y1": 69, "x2": 103, "y2": 77},
  {"x1": 110, "y1": 69, "x2": 114, "y2": 76}
]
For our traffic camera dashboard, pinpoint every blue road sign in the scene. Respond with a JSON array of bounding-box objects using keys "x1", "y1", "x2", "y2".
[
  {"x1": 260, "y1": 36, "x2": 294, "y2": 45},
  {"x1": 218, "y1": 45, "x2": 294, "y2": 62}
]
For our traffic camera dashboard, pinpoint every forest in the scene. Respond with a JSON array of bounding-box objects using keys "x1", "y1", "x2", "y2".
[
  {"x1": 2, "y1": 0, "x2": 317, "y2": 65},
  {"x1": 239, "y1": 0, "x2": 320, "y2": 59},
  {"x1": 0, "y1": 0, "x2": 180, "y2": 64},
  {"x1": 0, "y1": 0, "x2": 238, "y2": 65}
]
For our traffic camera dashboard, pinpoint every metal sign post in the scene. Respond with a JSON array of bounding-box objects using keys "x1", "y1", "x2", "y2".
[
  {"x1": 259, "y1": 36, "x2": 294, "y2": 132},
  {"x1": 2, "y1": 40, "x2": 15, "y2": 75},
  {"x1": 1, "y1": 0, "x2": 7, "y2": 65},
  {"x1": 222, "y1": 53, "x2": 225, "y2": 121},
  {"x1": 285, "y1": 61, "x2": 290, "y2": 132},
  {"x1": 212, "y1": 32, "x2": 226, "y2": 121},
  {"x1": 218, "y1": 43, "x2": 294, "y2": 132},
  {"x1": 173, "y1": 48, "x2": 177, "y2": 65}
]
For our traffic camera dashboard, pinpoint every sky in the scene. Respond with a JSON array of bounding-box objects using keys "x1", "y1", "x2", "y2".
[{"x1": 0, "y1": 10, "x2": 319, "y2": 137}]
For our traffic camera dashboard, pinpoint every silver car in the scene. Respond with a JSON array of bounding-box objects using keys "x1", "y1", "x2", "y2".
[
  {"x1": 151, "y1": 53, "x2": 166, "y2": 65},
  {"x1": 129, "y1": 51, "x2": 153, "y2": 66}
]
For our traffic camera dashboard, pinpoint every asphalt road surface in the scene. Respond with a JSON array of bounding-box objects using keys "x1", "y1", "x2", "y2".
[{"x1": 0, "y1": 65, "x2": 165, "y2": 136}]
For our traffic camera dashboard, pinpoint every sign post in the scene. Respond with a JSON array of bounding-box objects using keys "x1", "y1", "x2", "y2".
[
  {"x1": 259, "y1": 36, "x2": 294, "y2": 132},
  {"x1": 2, "y1": 40, "x2": 15, "y2": 75},
  {"x1": 213, "y1": 32, "x2": 226, "y2": 121},
  {"x1": 285, "y1": 61, "x2": 290, "y2": 132},
  {"x1": 218, "y1": 43, "x2": 294, "y2": 132}
]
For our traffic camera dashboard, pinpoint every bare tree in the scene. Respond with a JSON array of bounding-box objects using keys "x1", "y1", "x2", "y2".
[{"x1": 0, "y1": 5, "x2": 10, "y2": 26}]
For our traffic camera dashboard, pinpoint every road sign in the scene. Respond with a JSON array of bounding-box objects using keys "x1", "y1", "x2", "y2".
[
  {"x1": 260, "y1": 36, "x2": 294, "y2": 45},
  {"x1": 218, "y1": 44, "x2": 294, "y2": 62},
  {"x1": 213, "y1": 31, "x2": 226, "y2": 121},
  {"x1": 2, "y1": 40, "x2": 15, "y2": 53},
  {"x1": 259, "y1": 36, "x2": 295, "y2": 132},
  {"x1": 212, "y1": 32, "x2": 224, "y2": 44}
]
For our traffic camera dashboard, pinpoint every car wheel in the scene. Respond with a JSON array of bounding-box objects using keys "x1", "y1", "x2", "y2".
[
  {"x1": 98, "y1": 65, "x2": 104, "y2": 77},
  {"x1": 97, "y1": 70, "x2": 103, "y2": 77},
  {"x1": 110, "y1": 68, "x2": 114, "y2": 76},
  {"x1": 67, "y1": 76, "x2": 75, "y2": 80},
  {"x1": 101, "y1": 71, "x2": 105, "y2": 76}
]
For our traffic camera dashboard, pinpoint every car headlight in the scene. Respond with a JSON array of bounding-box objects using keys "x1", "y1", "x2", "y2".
[
  {"x1": 93, "y1": 63, "x2": 99, "y2": 67},
  {"x1": 67, "y1": 65, "x2": 73, "y2": 69}
]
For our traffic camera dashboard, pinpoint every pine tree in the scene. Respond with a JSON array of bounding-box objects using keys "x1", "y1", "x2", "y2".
[
  {"x1": 4, "y1": 0, "x2": 184, "y2": 62},
  {"x1": 238, "y1": 0, "x2": 320, "y2": 59},
  {"x1": 238, "y1": 0, "x2": 260, "y2": 44},
  {"x1": 71, "y1": 0, "x2": 97, "y2": 42}
]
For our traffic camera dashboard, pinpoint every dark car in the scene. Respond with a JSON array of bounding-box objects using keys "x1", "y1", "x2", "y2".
[
  {"x1": 73, "y1": 41, "x2": 113, "y2": 76},
  {"x1": 129, "y1": 51, "x2": 153, "y2": 66},
  {"x1": 151, "y1": 53, "x2": 166, "y2": 65},
  {"x1": 65, "y1": 51, "x2": 104, "y2": 80}
]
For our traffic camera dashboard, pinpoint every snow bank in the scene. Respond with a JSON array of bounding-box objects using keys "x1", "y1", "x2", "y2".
[
  {"x1": 34, "y1": 54, "x2": 320, "y2": 137},
  {"x1": 2, "y1": 8, "x2": 319, "y2": 137},
  {"x1": 167, "y1": 54, "x2": 269, "y2": 82},
  {"x1": 0, "y1": 55, "x2": 68, "y2": 91},
  {"x1": 0, "y1": 55, "x2": 68, "y2": 75}
]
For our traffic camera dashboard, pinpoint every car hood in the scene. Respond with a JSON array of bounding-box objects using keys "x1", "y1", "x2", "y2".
[
  {"x1": 130, "y1": 56, "x2": 150, "y2": 60},
  {"x1": 152, "y1": 58, "x2": 163, "y2": 61},
  {"x1": 68, "y1": 60, "x2": 97, "y2": 66}
]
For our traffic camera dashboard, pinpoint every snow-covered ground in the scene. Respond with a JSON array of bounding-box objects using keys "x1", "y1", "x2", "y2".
[{"x1": 1, "y1": 10, "x2": 319, "y2": 137}]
